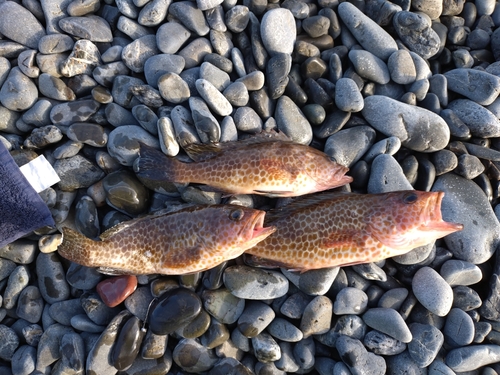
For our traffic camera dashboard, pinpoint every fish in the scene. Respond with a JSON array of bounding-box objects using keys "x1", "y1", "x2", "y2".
[
  {"x1": 57, "y1": 205, "x2": 276, "y2": 275},
  {"x1": 244, "y1": 190, "x2": 464, "y2": 271},
  {"x1": 134, "y1": 136, "x2": 352, "y2": 198}
]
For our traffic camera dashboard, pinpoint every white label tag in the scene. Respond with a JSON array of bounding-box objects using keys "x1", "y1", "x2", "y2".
[{"x1": 19, "y1": 155, "x2": 60, "y2": 193}]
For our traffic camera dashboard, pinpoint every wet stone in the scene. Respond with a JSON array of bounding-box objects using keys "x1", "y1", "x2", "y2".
[
  {"x1": 70, "y1": 314, "x2": 107, "y2": 333},
  {"x1": 408, "y1": 323, "x2": 444, "y2": 367},
  {"x1": 149, "y1": 288, "x2": 202, "y2": 335},
  {"x1": 200, "y1": 318, "x2": 229, "y2": 349},
  {"x1": 223, "y1": 265, "x2": 289, "y2": 300},
  {"x1": 57, "y1": 332, "x2": 85, "y2": 375},
  {"x1": 202, "y1": 288, "x2": 245, "y2": 324},
  {"x1": 66, "y1": 263, "x2": 103, "y2": 290},
  {"x1": 36, "y1": 253, "x2": 70, "y2": 304},
  {"x1": 50, "y1": 99, "x2": 100, "y2": 126},
  {"x1": 252, "y1": 332, "x2": 281, "y2": 363},
  {"x1": 173, "y1": 338, "x2": 218, "y2": 372},
  {"x1": 53, "y1": 155, "x2": 105, "y2": 191},
  {"x1": 111, "y1": 315, "x2": 145, "y2": 371},
  {"x1": 363, "y1": 330, "x2": 406, "y2": 356},
  {"x1": 237, "y1": 301, "x2": 275, "y2": 338},
  {"x1": 452, "y1": 285, "x2": 482, "y2": 311},
  {"x1": 36, "y1": 323, "x2": 74, "y2": 369},
  {"x1": 81, "y1": 292, "x2": 120, "y2": 326},
  {"x1": 181, "y1": 309, "x2": 211, "y2": 339},
  {"x1": 96, "y1": 275, "x2": 137, "y2": 308},
  {"x1": 141, "y1": 330, "x2": 168, "y2": 359},
  {"x1": 107, "y1": 125, "x2": 160, "y2": 166},
  {"x1": 49, "y1": 299, "x2": 85, "y2": 327}
]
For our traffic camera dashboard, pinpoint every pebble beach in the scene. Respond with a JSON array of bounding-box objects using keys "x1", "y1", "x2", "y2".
[{"x1": 1, "y1": 0, "x2": 500, "y2": 373}]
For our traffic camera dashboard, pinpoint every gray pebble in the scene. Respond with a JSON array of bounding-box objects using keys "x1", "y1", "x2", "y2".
[
  {"x1": 280, "y1": 292, "x2": 313, "y2": 320},
  {"x1": 50, "y1": 98, "x2": 100, "y2": 126},
  {"x1": 440, "y1": 260, "x2": 482, "y2": 286},
  {"x1": 16, "y1": 286, "x2": 43, "y2": 325},
  {"x1": 266, "y1": 53, "x2": 291, "y2": 99},
  {"x1": 225, "y1": 5, "x2": 250, "y2": 33},
  {"x1": 196, "y1": 78, "x2": 233, "y2": 116},
  {"x1": 456, "y1": 154, "x2": 485, "y2": 179},
  {"x1": 432, "y1": 173, "x2": 500, "y2": 264},
  {"x1": 157, "y1": 116, "x2": 180, "y2": 157},
  {"x1": 317, "y1": 315, "x2": 366, "y2": 348},
  {"x1": 107, "y1": 124, "x2": 159, "y2": 166},
  {"x1": 281, "y1": 267, "x2": 339, "y2": 296},
  {"x1": 138, "y1": 0, "x2": 170, "y2": 26},
  {"x1": 237, "y1": 301, "x2": 275, "y2": 338},
  {"x1": 336, "y1": 335, "x2": 386, "y2": 375},
  {"x1": 61, "y1": 40, "x2": 101, "y2": 77},
  {"x1": 169, "y1": 1, "x2": 210, "y2": 36},
  {"x1": 377, "y1": 288, "x2": 408, "y2": 310},
  {"x1": 267, "y1": 318, "x2": 303, "y2": 342},
  {"x1": 49, "y1": 299, "x2": 85, "y2": 326},
  {"x1": 189, "y1": 96, "x2": 221, "y2": 142},
  {"x1": 252, "y1": 333, "x2": 281, "y2": 363},
  {"x1": 67, "y1": 122, "x2": 107, "y2": 147},
  {"x1": 58, "y1": 15, "x2": 113, "y2": 42},
  {"x1": 338, "y1": 2, "x2": 397, "y2": 60},
  {"x1": 17, "y1": 49, "x2": 39, "y2": 78},
  {"x1": 385, "y1": 350, "x2": 425, "y2": 374},
  {"x1": 363, "y1": 307, "x2": 412, "y2": 343},
  {"x1": 200, "y1": 61, "x2": 231, "y2": 91},
  {"x1": 443, "y1": 308, "x2": 474, "y2": 347},
  {"x1": 445, "y1": 68, "x2": 500, "y2": 106},
  {"x1": 408, "y1": 323, "x2": 444, "y2": 367},
  {"x1": 70, "y1": 314, "x2": 106, "y2": 333},
  {"x1": 334, "y1": 77, "x2": 364, "y2": 112},
  {"x1": 349, "y1": 50, "x2": 390, "y2": 84},
  {"x1": 363, "y1": 330, "x2": 406, "y2": 356},
  {"x1": 412, "y1": 266, "x2": 453, "y2": 317},
  {"x1": 453, "y1": 285, "x2": 482, "y2": 311},
  {"x1": 178, "y1": 38, "x2": 213, "y2": 69},
  {"x1": 12, "y1": 345, "x2": 36, "y2": 375},
  {"x1": 448, "y1": 99, "x2": 500, "y2": 138},
  {"x1": 0, "y1": 67, "x2": 38, "y2": 112},
  {"x1": 202, "y1": 288, "x2": 245, "y2": 324},
  {"x1": 158, "y1": 73, "x2": 190, "y2": 103},
  {"x1": 80, "y1": 292, "x2": 119, "y2": 326},
  {"x1": 334, "y1": 287, "x2": 368, "y2": 315},
  {"x1": 36, "y1": 323, "x2": 74, "y2": 369},
  {"x1": 233, "y1": 106, "x2": 263, "y2": 134},
  {"x1": 53, "y1": 154, "x2": 105, "y2": 191},
  {"x1": 122, "y1": 35, "x2": 159, "y2": 73},
  {"x1": 260, "y1": 8, "x2": 296, "y2": 56},
  {"x1": 57, "y1": 332, "x2": 85, "y2": 375},
  {"x1": 223, "y1": 82, "x2": 250, "y2": 107},
  {"x1": 156, "y1": 22, "x2": 191, "y2": 54},
  {"x1": 0, "y1": 1, "x2": 46, "y2": 49},
  {"x1": 36, "y1": 253, "x2": 70, "y2": 304},
  {"x1": 388, "y1": 49, "x2": 417, "y2": 84},
  {"x1": 275, "y1": 341, "x2": 299, "y2": 372},
  {"x1": 173, "y1": 338, "x2": 217, "y2": 372},
  {"x1": 92, "y1": 62, "x2": 130, "y2": 88},
  {"x1": 363, "y1": 95, "x2": 449, "y2": 152},
  {"x1": 445, "y1": 345, "x2": 500, "y2": 372},
  {"x1": 325, "y1": 125, "x2": 376, "y2": 168},
  {"x1": 275, "y1": 95, "x2": 312, "y2": 145},
  {"x1": 368, "y1": 154, "x2": 414, "y2": 193},
  {"x1": 300, "y1": 296, "x2": 333, "y2": 337},
  {"x1": 224, "y1": 266, "x2": 288, "y2": 300}
]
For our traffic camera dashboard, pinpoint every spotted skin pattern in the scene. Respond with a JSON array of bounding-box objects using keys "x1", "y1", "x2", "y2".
[
  {"x1": 136, "y1": 140, "x2": 352, "y2": 197},
  {"x1": 246, "y1": 190, "x2": 464, "y2": 271},
  {"x1": 58, "y1": 205, "x2": 276, "y2": 275}
]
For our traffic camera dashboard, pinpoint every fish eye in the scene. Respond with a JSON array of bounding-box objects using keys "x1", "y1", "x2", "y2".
[
  {"x1": 403, "y1": 192, "x2": 418, "y2": 204},
  {"x1": 229, "y1": 208, "x2": 244, "y2": 221}
]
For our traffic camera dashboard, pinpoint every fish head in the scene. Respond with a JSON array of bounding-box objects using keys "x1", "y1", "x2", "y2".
[
  {"x1": 303, "y1": 151, "x2": 353, "y2": 191},
  {"x1": 366, "y1": 190, "x2": 463, "y2": 252},
  {"x1": 208, "y1": 205, "x2": 276, "y2": 257}
]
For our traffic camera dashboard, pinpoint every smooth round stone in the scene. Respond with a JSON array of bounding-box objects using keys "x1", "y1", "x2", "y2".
[
  {"x1": 0, "y1": 1, "x2": 46, "y2": 49},
  {"x1": 53, "y1": 154, "x2": 105, "y2": 191},
  {"x1": 131, "y1": 85, "x2": 163, "y2": 108},
  {"x1": 325, "y1": 125, "x2": 376, "y2": 168},
  {"x1": 280, "y1": 292, "x2": 313, "y2": 320},
  {"x1": 37, "y1": 323, "x2": 75, "y2": 369},
  {"x1": 412, "y1": 267, "x2": 453, "y2": 317},
  {"x1": 339, "y1": 3, "x2": 398, "y2": 61},
  {"x1": 266, "y1": 53, "x2": 291, "y2": 99},
  {"x1": 141, "y1": 330, "x2": 168, "y2": 359},
  {"x1": 445, "y1": 68, "x2": 500, "y2": 106},
  {"x1": 138, "y1": 0, "x2": 170, "y2": 26},
  {"x1": 432, "y1": 149, "x2": 458, "y2": 176},
  {"x1": 334, "y1": 77, "x2": 364, "y2": 112},
  {"x1": 433, "y1": 173, "x2": 500, "y2": 264},
  {"x1": 67, "y1": 0, "x2": 100, "y2": 16},
  {"x1": 267, "y1": 318, "x2": 303, "y2": 342},
  {"x1": 144, "y1": 55, "x2": 185, "y2": 90},
  {"x1": 178, "y1": 38, "x2": 212, "y2": 69},
  {"x1": 96, "y1": 275, "x2": 137, "y2": 308},
  {"x1": 102, "y1": 170, "x2": 149, "y2": 216},
  {"x1": 61, "y1": 40, "x2": 101, "y2": 77},
  {"x1": 335, "y1": 335, "x2": 386, "y2": 375},
  {"x1": 111, "y1": 316, "x2": 145, "y2": 371},
  {"x1": 363, "y1": 330, "x2": 406, "y2": 356},
  {"x1": 36, "y1": 253, "x2": 70, "y2": 304},
  {"x1": 57, "y1": 332, "x2": 85, "y2": 375},
  {"x1": 66, "y1": 263, "x2": 103, "y2": 290},
  {"x1": 377, "y1": 288, "x2": 408, "y2": 310},
  {"x1": 362, "y1": 95, "x2": 450, "y2": 152},
  {"x1": 349, "y1": 50, "x2": 390, "y2": 85},
  {"x1": 456, "y1": 154, "x2": 485, "y2": 179},
  {"x1": 225, "y1": 5, "x2": 250, "y2": 33},
  {"x1": 189, "y1": 97, "x2": 221, "y2": 142},
  {"x1": 412, "y1": 0, "x2": 442, "y2": 18},
  {"x1": 107, "y1": 125, "x2": 159, "y2": 166},
  {"x1": 252, "y1": 333, "x2": 281, "y2": 363},
  {"x1": 92, "y1": 62, "x2": 130, "y2": 88},
  {"x1": 180, "y1": 308, "x2": 210, "y2": 339},
  {"x1": 446, "y1": 345, "x2": 500, "y2": 372},
  {"x1": 59, "y1": 15, "x2": 112, "y2": 42},
  {"x1": 443, "y1": 308, "x2": 474, "y2": 348},
  {"x1": 173, "y1": 338, "x2": 217, "y2": 372},
  {"x1": 195, "y1": 78, "x2": 232, "y2": 116},
  {"x1": 281, "y1": 267, "x2": 339, "y2": 296},
  {"x1": 22, "y1": 99, "x2": 52, "y2": 127},
  {"x1": 70, "y1": 314, "x2": 106, "y2": 333},
  {"x1": 233, "y1": 106, "x2": 262, "y2": 134},
  {"x1": 12, "y1": 345, "x2": 36, "y2": 375},
  {"x1": 237, "y1": 301, "x2": 275, "y2": 338},
  {"x1": 149, "y1": 288, "x2": 202, "y2": 335},
  {"x1": 16, "y1": 286, "x2": 43, "y2": 324},
  {"x1": 448, "y1": 99, "x2": 500, "y2": 137},
  {"x1": 440, "y1": 260, "x2": 482, "y2": 287},
  {"x1": 67, "y1": 123, "x2": 107, "y2": 147},
  {"x1": 393, "y1": 11, "x2": 441, "y2": 59},
  {"x1": 50, "y1": 99, "x2": 100, "y2": 126},
  {"x1": 200, "y1": 318, "x2": 229, "y2": 349},
  {"x1": 202, "y1": 288, "x2": 245, "y2": 324},
  {"x1": 408, "y1": 323, "x2": 444, "y2": 367},
  {"x1": 200, "y1": 62, "x2": 230, "y2": 91},
  {"x1": 453, "y1": 285, "x2": 482, "y2": 311},
  {"x1": 0, "y1": 67, "x2": 38, "y2": 111},
  {"x1": 367, "y1": 154, "x2": 414, "y2": 193},
  {"x1": 333, "y1": 287, "x2": 368, "y2": 315},
  {"x1": 388, "y1": 49, "x2": 417, "y2": 84},
  {"x1": 300, "y1": 296, "x2": 333, "y2": 338},
  {"x1": 223, "y1": 82, "x2": 249, "y2": 107},
  {"x1": 49, "y1": 299, "x2": 85, "y2": 326},
  {"x1": 158, "y1": 73, "x2": 190, "y2": 103},
  {"x1": 275, "y1": 95, "x2": 312, "y2": 145},
  {"x1": 156, "y1": 22, "x2": 191, "y2": 54},
  {"x1": 17, "y1": 49, "x2": 39, "y2": 78},
  {"x1": 0, "y1": 259, "x2": 16, "y2": 282},
  {"x1": 362, "y1": 308, "x2": 412, "y2": 343},
  {"x1": 223, "y1": 265, "x2": 289, "y2": 300},
  {"x1": 122, "y1": 35, "x2": 159, "y2": 73},
  {"x1": 0, "y1": 325, "x2": 19, "y2": 361},
  {"x1": 38, "y1": 73, "x2": 75, "y2": 101},
  {"x1": 169, "y1": 2, "x2": 210, "y2": 36},
  {"x1": 118, "y1": 15, "x2": 152, "y2": 39},
  {"x1": 260, "y1": 8, "x2": 296, "y2": 56},
  {"x1": 80, "y1": 292, "x2": 121, "y2": 327}
]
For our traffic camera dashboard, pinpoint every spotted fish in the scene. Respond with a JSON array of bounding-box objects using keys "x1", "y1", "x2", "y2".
[
  {"x1": 245, "y1": 190, "x2": 463, "y2": 271},
  {"x1": 134, "y1": 137, "x2": 352, "y2": 197},
  {"x1": 58, "y1": 205, "x2": 276, "y2": 275}
]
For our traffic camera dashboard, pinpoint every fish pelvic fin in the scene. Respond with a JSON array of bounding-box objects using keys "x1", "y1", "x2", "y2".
[
  {"x1": 58, "y1": 227, "x2": 101, "y2": 267},
  {"x1": 135, "y1": 143, "x2": 183, "y2": 183}
]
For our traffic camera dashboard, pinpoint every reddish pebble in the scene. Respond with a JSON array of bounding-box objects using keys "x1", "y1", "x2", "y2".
[{"x1": 97, "y1": 275, "x2": 138, "y2": 307}]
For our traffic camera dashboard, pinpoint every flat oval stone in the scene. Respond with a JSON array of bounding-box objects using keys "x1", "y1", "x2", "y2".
[
  {"x1": 156, "y1": 22, "x2": 191, "y2": 54},
  {"x1": 275, "y1": 95, "x2": 312, "y2": 145},
  {"x1": 267, "y1": 318, "x2": 303, "y2": 342},
  {"x1": 67, "y1": 123, "x2": 107, "y2": 147},
  {"x1": 447, "y1": 99, "x2": 500, "y2": 138},
  {"x1": 16, "y1": 285, "x2": 44, "y2": 324},
  {"x1": 300, "y1": 296, "x2": 333, "y2": 338},
  {"x1": 0, "y1": 1, "x2": 46, "y2": 49},
  {"x1": 349, "y1": 50, "x2": 390, "y2": 84},
  {"x1": 223, "y1": 265, "x2": 289, "y2": 300},
  {"x1": 0, "y1": 67, "x2": 38, "y2": 111},
  {"x1": 173, "y1": 338, "x2": 217, "y2": 372},
  {"x1": 238, "y1": 301, "x2": 275, "y2": 338},
  {"x1": 202, "y1": 288, "x2": 245, "y2": 324},
  {"x1": 158, "y1": 73, "x2": 190, "y2": 103},
  {"x1": 443, "y1": 308, "x2": 474, "y2": 348},
  {"x1": 362, "y1": 95, "x2": 449, "y2": 152},
  {"x1": 59, "y1": 15, "x2": 113, "y2": 42},
  {"x1": 440, "y1": 260, "x2": 482, "y2": 286},
  {"x1": 122, "y1": 35, "x2": 159, "y2": 73},
  {"x1": 338, "y1": 2, "x2": 398, "y2": 60},
  {"x1": 107, "y1": 124, "x2": 159, "y2": 166},
  {"x1": 168, "y1": 1, "x2": 210, "y2": 36},
  {"x1": 36, "y1": 252, "x2": 70, "y2": 304},
  {"x1": 446, "y1": 345, "x2": 500, "y2": 372},
  {"x1": 363, "y1": 307, "x2": 412, "y2": 343},
  {"x1": 407, "y1": 323, "x2": 443, "y2": 367},
  {"x1": 149, "y1": 288, "x2": 202, "y2": 335},
  {"x1": 335, "y1": 335, "x2": 386, "y2": 375},
  {"x1": 412, "y1": 266, "x2": 453, "y2": 317},
  {"x1": 260, "y1": 8, "x2": 296, "y2": 56},
  {"x1": 50, "y1": 99, "x2": 100, "y2": 126},
  {"x1": 102, "y1": 170, "x2": 149, "y2": 216},
  {"x1": 333, "y1": 287, "x2": 368, "y2": 315},
  {"x1": 444, "y1": 68, "x2": 500, "y2": 106},
  {"x1": 96, "y1": 275, "x2": 138, "y2": 308},
  {"x1": 111, "y1": 316, "x2": 146, "y2": 371}
]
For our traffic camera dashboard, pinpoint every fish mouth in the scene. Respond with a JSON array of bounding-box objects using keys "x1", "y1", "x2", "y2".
[
  {"x1": 424, "y1": 191, "x2": 463, "y2": 236},
  {"x1": 248, "y1": 211, "x2": 276, "y2": 242}
]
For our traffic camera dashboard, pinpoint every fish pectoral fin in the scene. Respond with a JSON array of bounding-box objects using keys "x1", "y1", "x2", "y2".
[
  {"x1": 97, "y1": 267, "x2": 136, "y2": 276},
  {"x1": 243, "y1": 254, "x2": 295, "y2": 269},
  {"x1": 252, "y1": 190, "x2": 295, "y2": 198}
]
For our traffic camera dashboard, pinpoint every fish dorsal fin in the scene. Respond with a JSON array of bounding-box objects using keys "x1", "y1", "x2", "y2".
[
  {"x1": 184, "y1": 130, "x2": 293, "y2": 162},
  {"x1": 99, "y1": 219, "x2": 139, "y2": 240},
  {"x1": 264, "y1": 190, "x2": 353, "y2": 223}
]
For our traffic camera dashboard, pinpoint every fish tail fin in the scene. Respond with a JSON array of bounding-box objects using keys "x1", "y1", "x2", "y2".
[
  {"x1": 135, "y1": 143, "x2": 183, "y2": 183},
  {"x1": 58, "y1": 227, "x2": 100, "y2": 266}
]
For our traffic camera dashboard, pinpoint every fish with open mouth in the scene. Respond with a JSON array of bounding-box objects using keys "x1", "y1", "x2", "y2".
[
  {"x1": 134, "y1": 137, "x2": 352, "y2": 197},
  {"x1": 244, "y1": 190, "x2": 464, "y2": 271},
  {"x1": 58, "y1": 205, "x2": 276, "y2": 275}
]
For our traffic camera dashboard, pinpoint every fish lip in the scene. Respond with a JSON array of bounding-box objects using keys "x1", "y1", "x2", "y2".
[
  {"x1": 249, "y1": 211, "x2": 276, "y2": 240},
  {"x1": 424, "y1": 191, "x2": 464, "y2": 234}
]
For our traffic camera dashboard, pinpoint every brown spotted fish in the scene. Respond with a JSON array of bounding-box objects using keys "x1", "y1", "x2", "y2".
[
  {"x1": 58, "y1": 205, "x2": 276, "y2": 275},
  {"x1": 134, "y1": 138, "x2": 352, "y2": 197},
  {"x1": 245, "y1": 190, "x2": 463, "y2": 271}
]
